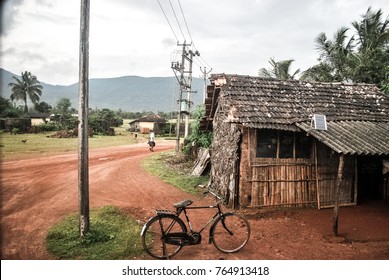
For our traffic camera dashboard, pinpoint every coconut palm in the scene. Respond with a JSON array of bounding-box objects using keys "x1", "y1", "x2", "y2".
[
  {"x1": 259, "y1": 58, "x2": 300, "y2": 80},
  {"x1": 351, "y1": 7, "x2": 389, "y2": 84},
  {"x1": 311, "y1": 27, "x2": 355, "y2": 82},
  {"x1": 302, "y1": 7, "x2": 389, "y2": 84},
  {"x1": 8, "y1": 71, "x2": 43, "y2": 112}
]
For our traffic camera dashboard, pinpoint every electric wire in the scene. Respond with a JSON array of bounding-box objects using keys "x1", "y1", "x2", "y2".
[
  {"x1": 157, "y1": 0, "x2": 179, "y2": 43},
  {"x1": 177, "y1": 0, "x2": 193, "y2": 44},
  {"x1": 169, "y1": 0, "x2": 186, "y2": 42},
  {"x1": 156, "y1": 0, "x2": 214, "y2": 74}
]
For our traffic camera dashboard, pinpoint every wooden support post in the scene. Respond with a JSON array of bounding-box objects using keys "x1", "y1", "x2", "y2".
[{"x1": 332, "y1": 153, "x2": 345, "y2": 236}]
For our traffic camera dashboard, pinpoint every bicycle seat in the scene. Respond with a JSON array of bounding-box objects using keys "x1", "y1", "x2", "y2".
[{"x1": 174, "y1": 199, "x2": 193, "y2": 209}]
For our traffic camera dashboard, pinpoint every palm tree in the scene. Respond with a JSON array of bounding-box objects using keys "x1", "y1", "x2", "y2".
[
  {"x1": 351, "y1": 7, "x2": 389, "y2": 84},
  {"x1": 259, "y1": 58, "x2": 300, "y2": 80},
  {"x1": 300, "y1": 63, "x2": 336, "y2": 82},
  {"x1": 8, "y1": 71, "x2": 43, "y2": 112},
  {"x1": 352, "y1": 7, "x2": 389, "y2": 54},
  {"x1": 302, "y1": 7, "x2": 389, "y2": 84},
  {"x1": 310, "y1": 27, "x2": 355, "y2": 82}
]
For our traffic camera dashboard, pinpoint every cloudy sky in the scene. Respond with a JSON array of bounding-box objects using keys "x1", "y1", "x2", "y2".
[{"x1": 1, "y1": 0, "x2": 389, "y2": 85}]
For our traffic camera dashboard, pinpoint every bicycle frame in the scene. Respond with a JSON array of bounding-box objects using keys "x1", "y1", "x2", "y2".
[
  {"x1": 178, "y1": 203, "x2": 223, "y2": 238},
  {"x1": 142, "y1": 197, "x2": 250, "y2": 259}
]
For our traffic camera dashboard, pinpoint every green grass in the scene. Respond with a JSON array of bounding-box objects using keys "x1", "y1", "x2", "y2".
[
  {"x1": 46, "y1": 206, "x2": 144, "y2": 260},
  {"x1": 141, "y1": 151, "x2": 209, "y2": 196},
  {"x1": 0, "y1": 122, "x2": 149, "y2": 161}
]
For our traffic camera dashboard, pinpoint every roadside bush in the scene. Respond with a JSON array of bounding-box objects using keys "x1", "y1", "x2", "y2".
[{"x1": 38, "y1": 122, "x2": 58, "y2": 132}]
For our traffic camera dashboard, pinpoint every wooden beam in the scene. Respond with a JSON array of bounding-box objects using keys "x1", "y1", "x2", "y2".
[{"x1": 332, "y1": 153, "x2": 345, "y2": 236}]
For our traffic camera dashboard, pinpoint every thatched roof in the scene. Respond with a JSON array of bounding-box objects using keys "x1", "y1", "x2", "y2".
[{"x1": 204, "y1": 74, "x2": 389, "y2": 155}]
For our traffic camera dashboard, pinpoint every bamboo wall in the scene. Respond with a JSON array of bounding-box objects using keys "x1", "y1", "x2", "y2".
[
  {"x1": 315, "y1": 142, "x2": 356, "y2": 208},
  {"x1": 248, "y1": 161, "x2": 317, "y2": 207},
  {"x1": 239, "y1": 128, "x2": 356, "y2": 208}
]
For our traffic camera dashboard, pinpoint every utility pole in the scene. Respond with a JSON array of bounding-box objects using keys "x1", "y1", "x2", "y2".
[
  {"x1": 184, "y1": 49, "x2": 199, "y2": 138},
  {"x1": 173, "y1": 41, "x2": 188, "y2": 153},
  {"x1": 78, "y1": 0, "x2": 90, "y2": 237},
  {"x1": 171, "y1": 42, "x2": 199, "y2": 152},
  {"x1": 200, "y1": 66, "x2": 212, "y2": 103}
]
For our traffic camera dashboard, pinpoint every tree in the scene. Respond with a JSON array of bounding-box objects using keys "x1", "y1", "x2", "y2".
[
  {"x1": 259, "y1": 58, "x2": 300, "y2": 80},
  {"x1": 314, "y1": 27, "x2": 355, "y2": 81},
  {"x1": 8, "y1": 71, "x2": 43, "y2": 112},
  {"x1": 351, "y1": 7, "x2": 389, "y2": 84},
  {"x1": 0, "y1": 96, "x2": 23, "y2": 118},
  {"x1": 53, "y1": 98, "x2": 73, "y2": 127},
  {"x1": 382, "y1": 66, "x2": 389, "y2": 96},
  {"x1": 300, "y1": 63, "x2": 336, "y2": 82},
  {"x1": 56, "y1": 98, "x2": 72, "y2": 116},
  {"x1": 89, "y1": 108, "x2": 123, "y2": 135},
  {"x1": 35, "y1": 101, "x2": 52, "y2": 113},
  {"x1": 185, "y1": 105, "x2": 213, "y2": 151},
  {"x1": 302, "y1": 7, "x2": 389, "y2": 84}
]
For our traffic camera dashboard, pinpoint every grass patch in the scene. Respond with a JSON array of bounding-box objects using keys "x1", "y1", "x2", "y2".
[
  {"x1": 141, "y1": 151, "x2": 209, "y2": 196},
  {"x1": 46, "y1": 205, "x2": 144, "y2": 260},
  {"x1": 0, "y1": 129, "x2": 147, "y2": 161}
]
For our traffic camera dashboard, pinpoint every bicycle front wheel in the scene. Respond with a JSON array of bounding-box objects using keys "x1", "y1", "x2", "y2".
[
  {"x1": 141, "y1": 215, "x2": 187, "y2": 259},
  {"x1": 211, "y1": 212, "x2": 250, "y2": 253}
]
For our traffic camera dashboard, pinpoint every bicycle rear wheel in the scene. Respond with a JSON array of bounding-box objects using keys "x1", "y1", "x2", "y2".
[
  {"x1": 211, "y1": 212, "x2": 250, "y2": 253},
  {"x1": 141, "y1": 215, "x2": 187, "y2": 259}
]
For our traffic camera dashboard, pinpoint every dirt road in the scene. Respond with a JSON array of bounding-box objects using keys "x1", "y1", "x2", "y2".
[{"x1": 1, "y1": 140, "x2": 389, "y2": 260}]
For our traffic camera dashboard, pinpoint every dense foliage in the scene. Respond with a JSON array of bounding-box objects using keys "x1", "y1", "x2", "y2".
[
  {"x1": 184, "y1": 105, "x2": 213, "y2": 153},
  {"x1": 301, "y1": 7, "x2": 389, "y2": 85}
]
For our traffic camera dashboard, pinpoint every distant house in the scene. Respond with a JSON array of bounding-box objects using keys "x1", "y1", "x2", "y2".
[
  {"x1": 129, "y1": 114, "x2": 168, "y2": 134},
  {"x1": 24, "y1": 113, "x2": 50, "y2": 126},
  {"x1": 0, "y1": 113, "x2": 50, "y2": 132},
  {"x1": 202, "y1": 74, "x2": 389, "y2": 209}
]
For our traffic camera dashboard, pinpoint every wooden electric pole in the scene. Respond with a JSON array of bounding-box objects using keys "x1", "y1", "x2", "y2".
[{"x1": 78, "y1": 0, "x2": 90, "y2": 237}]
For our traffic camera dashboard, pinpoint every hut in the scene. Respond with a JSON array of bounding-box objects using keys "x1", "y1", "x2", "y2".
[
  {"x1": 25, "y1": 113, "x2": 50, "y2": 126},
  {"x1": 129, "y1": 114, "x2": 168, "y2": 134},
  {"x1": 201, "y1": 74, "x2": 389, "y2": 209}
]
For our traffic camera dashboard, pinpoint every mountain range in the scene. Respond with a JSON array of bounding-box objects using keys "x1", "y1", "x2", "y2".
[{"x1": 0, "y1": 68, "x2": 206, "y2": 112}]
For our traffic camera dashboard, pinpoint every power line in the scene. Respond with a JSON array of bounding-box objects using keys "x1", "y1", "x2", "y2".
[
  {"x1": 196, "y1": 54, "x2": 214, "y2": 73},
  {"x1": 157, "y1": 0, "x2": 215, "y2": 73},
  {"x1": 169, "y1": 0, "x2": 186, "y2": 42},
  {"x1": 177, "y1": 0, "x2": 193, "y2": 44},
  {"x1": 157, "y1": 0, "x2": 179, "y2": 43}
]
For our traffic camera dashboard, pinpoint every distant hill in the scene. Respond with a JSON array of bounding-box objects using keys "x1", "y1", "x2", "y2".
[{"x1": 0, "y1": 68, "x2": 206, "y2": 112}]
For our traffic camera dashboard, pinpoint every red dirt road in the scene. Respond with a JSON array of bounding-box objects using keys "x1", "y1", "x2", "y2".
[{"x1": 1, "y1": 140, "x2": 389, "y2": 260}]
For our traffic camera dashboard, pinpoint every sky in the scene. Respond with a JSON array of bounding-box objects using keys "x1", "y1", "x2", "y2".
[{"x1": 1, "y1": 0, "x2": 389, "y2": 86}]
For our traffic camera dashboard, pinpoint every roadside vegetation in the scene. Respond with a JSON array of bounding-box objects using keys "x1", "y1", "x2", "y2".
[
  {"x1": 46, "y1": 206, "x2": 144, "y2": 260},
  {"x1": 142, "y1": 151, "x2": 209, "y2": 196}
]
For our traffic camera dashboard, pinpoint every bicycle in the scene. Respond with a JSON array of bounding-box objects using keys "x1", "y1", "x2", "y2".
[{"x1": 140, "y1": 191, "x2": 251, "y2": 259}]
